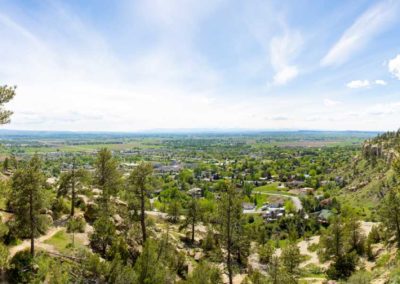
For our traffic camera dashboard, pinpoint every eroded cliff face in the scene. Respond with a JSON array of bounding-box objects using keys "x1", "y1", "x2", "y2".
[
  {"x1": 334, "y1": 131, "x2": 400, "y2": 211},
  {"x1": 362, "y1": 131, "x2": 400, "y2": 166}
]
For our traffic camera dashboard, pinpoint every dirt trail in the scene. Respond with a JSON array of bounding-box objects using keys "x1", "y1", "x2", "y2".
[
  {"x1": 297, "y1": 236, "x2": 329, "y2": 268},
  {"x1": 9, "y1": 226, "x2": 63, "y2": 258},
  {"x1": 360, "y1": 221, "x2": 377, "y2": 236}
]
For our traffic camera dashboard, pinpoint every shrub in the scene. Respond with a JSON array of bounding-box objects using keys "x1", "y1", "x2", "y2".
[
  {"x1": 259, "y1": 242, "x2": 275, "y2": 264},
  {"x1": 187, "y1": 261, "x2": 222, "y2": 284},
  {"x1": 67, "y1": 216, "x2": 86, "y2": 233},
  {"x1": 7, "y1": 250, "x2": 35, "y2": 283},
  {"x1": 84, "y1": 202, "x2": 99, "y2": 223},
  {"x1": 0, "y1": 243, "x2": 9, "y2": 270},
  {"x1": 368, "y1": 225, "x2": 381, "y2": 244},
  {"x1": 51, "y1": 197, "x2": 70, "y2": 220},
  {"x1": 303, "y1": 263, "x2": 323, "y2": 276},
  {"x1": 326, "y1": 252, "x2": 357, "y2": 280},
  {"x1": 347, "y1": 270, "x2": 371, "y2": 284}
]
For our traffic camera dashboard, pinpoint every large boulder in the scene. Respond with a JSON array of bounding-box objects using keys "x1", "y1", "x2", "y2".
[{"x1": 84, "y1": 202, "x2": 99, "y2": 223}]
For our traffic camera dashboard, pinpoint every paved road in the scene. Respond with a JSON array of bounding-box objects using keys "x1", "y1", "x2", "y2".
[{"x1": 253, "y1": 191, "x2": 303, "y2": 211}]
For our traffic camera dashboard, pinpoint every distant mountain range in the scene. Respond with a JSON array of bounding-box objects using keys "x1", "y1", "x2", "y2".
[{"x1": 0, "y1": 128, "x2": 382, "y2": 137}]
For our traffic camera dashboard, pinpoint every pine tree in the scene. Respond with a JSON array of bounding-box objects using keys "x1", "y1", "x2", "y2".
[
  {"x1": 128, "y1": 162, "x2": 153, "y2": 243},
  {"x1": 217, "y1": 182, "x2": 243, "y2": 284},
  {"x1": 167, "y1": 199, "x2": 182, "y2": 224},
  {"x1": 281, "y1": 243, "x2": 301, "y2": 276},
  {"x1": 380, "y1": 188, "x2": 400, "y2": 248},
  {"x1": 10, "y1": 155, "x2": 46, "y2": 256},
  {"x1": 181, "y1": 196, "x2": 201, "y2": 243},
  {"x1": 2, "y1": 157, "x2": 9, "y2": 173},
  {"x1": 58, "y1": 158, "x2": 90, "y2": 216},
  {"x1": 94, "y1": 148, "x2": 120, "y2": 214},
  {"x1": 320, "y1": 216, "x2": 346, "y2": 260},
  {"x1": 345, "y1": 216, "x2": 364, "y2": 254},
  {"x1": 0, "y1": 85, "x2": 16, "y2": 124}
]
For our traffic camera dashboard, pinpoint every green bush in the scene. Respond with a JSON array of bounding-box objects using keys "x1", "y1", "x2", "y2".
[
  {"x1": 67, "y1": 216, "x2": 86, "y2": 233},
  {"x1": 326, "y1": 252, "x2": 357, "y2": 280},
  {"x1": 51, "y1": 197, "x2": 70, "y2": 220},
  {"x1": 347, "y1": 270, "x2": 371, "y2": 284},
  {"x1": 7, "y1": 250, "x2": 35, "y2": 283},
  {"x1": 84, "y1": 202, "x2": 99, "y2": 223},
  {"x1": 259, "y1": 242, "x2": 275, "y2": 264},
  {"x1": 302, "y1": 263, "x2": 323, "y2": 276}
]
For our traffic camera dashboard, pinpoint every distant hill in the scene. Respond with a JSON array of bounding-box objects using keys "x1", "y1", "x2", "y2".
[{"x1": 0, "y1": 129, "x2": 381, "y2": 140}]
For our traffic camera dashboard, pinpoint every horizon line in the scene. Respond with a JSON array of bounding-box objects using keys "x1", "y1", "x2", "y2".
[{"x1": 0, "y1": 127, "x2": 386, "y2": 134}]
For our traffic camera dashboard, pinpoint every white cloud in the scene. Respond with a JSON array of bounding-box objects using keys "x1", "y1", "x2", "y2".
[
  {"x1": 389, "y1": 54, "x2": 400, "y2": 79},
  {"x1": 375, "y1": 79, "x2": 387, "y2": 85},
  {"x1": 324, "y1": 99, "x2": 341, "y2": 107},
  {"x1": 346, "y1": 80, "x2": 370, "y2": 89},
  {"x1": 270, "y1": 30, "x2": 302, "y2": 85},
  {"x1": 366, "y1": 102, "x2": 400, "y2": 116},
  {"x1": 321, "y1": 1, "x2": 399, "y2": 66},
  {"x1": 273, "y1": 66, "x2": 299, "y2": 85},
  {"x1": 1, "y1": 1, "x2": 400, "y2": 132},
  {"x1": 346, "y1": 79, "x2": 388, "y2": 89}
]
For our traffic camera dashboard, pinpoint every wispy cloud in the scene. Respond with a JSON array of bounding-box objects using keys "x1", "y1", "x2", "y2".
[
  {"x1": 346, "y1": 79, "x2": 387, "y2": 89},
  {"x1": 389, "y1": 54, "x2": 400, "y2": 79},
  {"x1": 346, "y1": 80, "x2": 370, "y2": 89},
  {"x1": 268, "y1": 116, "x2": 289, "y2": 121},
  {"x1": 324, "y1": 99, "x2": 341, "y2": 107},
  {"x1": 375, "y1": 79, "x2": 387, "y2": 85},
  {"x1": 270, "y1": 30, "x2": 302, "y2": 85},
  {"x1": 0, "y1": 1, "x2": 399, "y2": 131},
  {"x1": 321, "y1": 0, "x2": 399, "y2": 66},
  {"x1": 366, "y1": 102, "x2": 400, "y2": 116}
]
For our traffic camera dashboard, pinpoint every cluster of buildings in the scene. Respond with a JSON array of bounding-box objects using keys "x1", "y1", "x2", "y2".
[{"x1": 242, "y1": 202, "x2": 287, "y2": 223}]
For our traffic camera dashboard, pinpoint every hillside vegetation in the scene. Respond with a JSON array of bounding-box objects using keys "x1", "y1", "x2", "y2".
[{"x1": 338, "y1": 130, "x2": 400, "y2": 219}]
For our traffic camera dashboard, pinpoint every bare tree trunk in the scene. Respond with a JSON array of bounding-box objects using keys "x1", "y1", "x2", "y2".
[
  {"x1": 71, "y1": 158, "x2": 76, "y2": 217},
  {"x1": 141, "y1": 187, "x2": 146, "y2": 243},
  {"x1": 227, "y1": 194, "x2": 233, "y2": 284},
  {"x1": 191, "y1": 218, "x2": 195, "y2": 243},
  {"x1": 30, "y1": 192, "x2": 34, "y2": 256},
  {"x1": 394, "y1": 210, "x2": 400, "y2": 248}
]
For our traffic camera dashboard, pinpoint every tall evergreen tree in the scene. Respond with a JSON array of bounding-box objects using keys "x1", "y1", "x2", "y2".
[
  {"x1": 128, "y1": 162, "x2": 153, "y2": 243},
  {"x1": 94, "y1": 148, "x2": 120, "y2": 213},
  {"x1": 167, "y1": 199, "x2": 182, "y2": 224},
  {"x1": 281, "y1": 243, "x2": 301, "y2": 276},
  {"x1": 10, "y1": 155, "x2": 46, "y2": 256},
  {"x1": 58, "y1": 158, "x2": 90, "y2": 216},
  {"x1": 217, "y1": 182, "x2": 243, "y2": 284},
  {"x1": 320, "y1": 216, "x2": 346, "y2": 260},
  {"x1": 345, "y1": 216, "x2": 364, "y2": 254},
  {"x1": 380, "y1": 188, "x2": 400, "y2": 248},
  {"x1": 181, "y1": 196, "x2": 201, "y2": 243}
]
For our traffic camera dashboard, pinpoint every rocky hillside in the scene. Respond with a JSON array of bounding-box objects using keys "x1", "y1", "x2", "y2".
[{"x1": 337, "y1": 130, "x2": 400, "y2": 219}]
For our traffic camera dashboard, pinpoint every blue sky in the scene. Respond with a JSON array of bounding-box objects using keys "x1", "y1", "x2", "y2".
[{"x1": 1, "y1": 0, "x2": 400, "y2": 131}]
